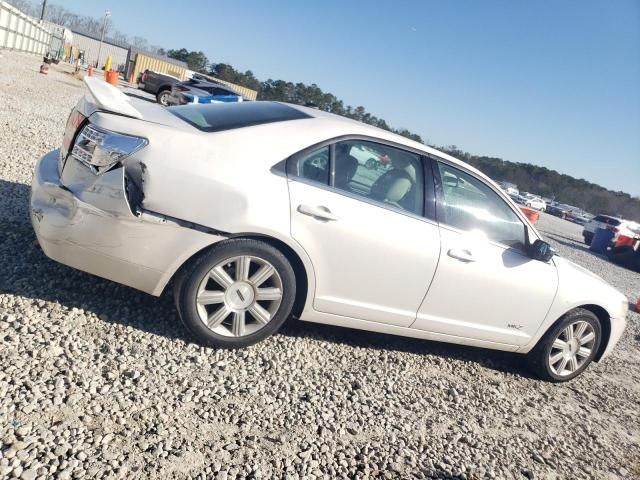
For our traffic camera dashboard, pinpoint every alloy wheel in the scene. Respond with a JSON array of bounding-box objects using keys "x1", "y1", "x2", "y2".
[
  {"x1": 195, "y1": 255, "x2": 283, "y2": 337},
  {"x1": 548, "y1": 321, "x2": 596, "y2": 377}
]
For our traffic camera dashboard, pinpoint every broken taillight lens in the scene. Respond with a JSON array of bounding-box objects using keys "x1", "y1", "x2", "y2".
[
  {"x1": 71, "y1": 124, "x2": 147, "y2": 174},
  {"x1": 62, "y1": 110, "x2": 87, "y2": 155}
]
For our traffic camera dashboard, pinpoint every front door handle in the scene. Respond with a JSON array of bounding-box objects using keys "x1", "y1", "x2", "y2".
[
  {"x1": 447, "y1": 248, "x2": 476, "y2": 262},
  {"x1": 297, "y1": 204, "x2": 338, "y2": 221}
]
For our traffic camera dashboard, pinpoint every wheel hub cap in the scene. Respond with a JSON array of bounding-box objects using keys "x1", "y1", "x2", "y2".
[
  {"x1": 548, "y1": 320, "x2": 596, "y2": 377},
  {"x1": 225, "y1": 282, "x2": 255, "y2": 310},
  {"x1": 195, "y1": 255, "x2": 283, "y2": 338}
]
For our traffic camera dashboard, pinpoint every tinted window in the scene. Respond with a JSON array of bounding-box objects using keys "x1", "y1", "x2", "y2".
[
  {"x1": 333, "y1": 140, "x2": 424, "y2": 215},
  {"x1": 437, "y1": 162, "x2": 526, "y2": 249},
  {"x1": 294, "y1": 146, "x2": 330, "y2": 184},
  {"x1": 168, "y1": 102, "x2": 310, "y2": 132}
]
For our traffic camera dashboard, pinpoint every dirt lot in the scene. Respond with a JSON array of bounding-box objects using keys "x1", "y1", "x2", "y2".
[{"x1": 1, "y1": 51, "x2": 639, "y2": 480}]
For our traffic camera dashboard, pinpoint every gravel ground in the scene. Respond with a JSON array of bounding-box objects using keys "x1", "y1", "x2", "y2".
[{"x1": 1, "y1": 51, "x2": 639, "y2": 480}]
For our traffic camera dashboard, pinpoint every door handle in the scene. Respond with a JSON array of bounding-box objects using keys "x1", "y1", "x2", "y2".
[
  {"x1": 447, "y1": 248, "x2": 476, "y2": 262},
  {"x1": 297, "y1": 204, "x2": 338, "y2": 221}
]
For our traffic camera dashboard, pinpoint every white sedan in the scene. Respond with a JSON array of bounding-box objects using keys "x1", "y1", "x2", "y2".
[
  {"x1": 524, "y1": 195, "x2": 546, "y2": 211},
  {"x1": 30, "y1": 78, "x2": 629, "y2": 382}
]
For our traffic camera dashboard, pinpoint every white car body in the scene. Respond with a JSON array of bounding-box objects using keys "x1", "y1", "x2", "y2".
[
  {"x1": 30, "y1": 78, "x2": 628, "y2": 378},
  {"x1": 524, "y1": 195, "x2": 546, "y2": 211}
]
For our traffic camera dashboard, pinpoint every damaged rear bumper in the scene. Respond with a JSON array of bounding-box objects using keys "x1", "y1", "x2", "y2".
[{"x1": 30, "y1": 149, "x2": 225, "y2": 296}]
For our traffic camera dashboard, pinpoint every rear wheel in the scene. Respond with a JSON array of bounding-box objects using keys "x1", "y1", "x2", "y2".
[
  {"x1": 175, "y1": 239, "x2": 296, "y2": 348},
  {"x1": 527, "y1": 308, "x2": 601, "y2": 382},
  {"x1": 156, "y1": 89, "x2": 171, "y2": 106},
  {"x1": 583, "y1": 232, "x2": 593, "y2": 245}
]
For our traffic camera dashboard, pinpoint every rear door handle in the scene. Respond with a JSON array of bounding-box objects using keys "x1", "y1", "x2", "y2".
[
  {"x1": 297, "y1": 204, "x2": 338, "y2": 221},
  {"x1": 447, "y1": 248, "x2": 476, "y2": 262}
]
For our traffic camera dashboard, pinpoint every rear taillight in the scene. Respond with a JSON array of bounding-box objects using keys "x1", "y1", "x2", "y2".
[
  {"x1": 142, "y1": 72, "x2": 148, "y2": 82},
  {"x1": 71, "y1": 124, "x2": 147, "y2": 174}
]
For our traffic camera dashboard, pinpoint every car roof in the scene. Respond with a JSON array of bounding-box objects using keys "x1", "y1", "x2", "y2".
[{"x1": 156, "y1": 99, "x2": 510, "y2": 188}]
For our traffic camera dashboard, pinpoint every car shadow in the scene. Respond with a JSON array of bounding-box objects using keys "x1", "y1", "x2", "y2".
[
  {"x1": 1, "y1": 177, "x2": 535, "y2": 379},
  {"x1": 122, "y1": 91, "x2": 157, "y2": 103},
  {"x1": 545, "y1": 233, "x2": 596, "y2": 255},
  {"x1": 279, "y1": 319, "x2": 534, "y2": 378}
]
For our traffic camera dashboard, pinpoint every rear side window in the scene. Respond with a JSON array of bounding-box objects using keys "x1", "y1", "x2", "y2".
[
  {"x1": 333, "y1": 140, "x2": 424, "y2": 215},
  {"x1": 294, "y1": 146, "x2": 330, "y2": 184},
  {"x1": 288, "y1": 139, "x2": 426, "y2": 217},
  {"x1": 168, "y1": 102, "x2": 311, "y2": 132}
]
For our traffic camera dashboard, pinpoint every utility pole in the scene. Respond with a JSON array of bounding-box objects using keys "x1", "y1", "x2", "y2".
[
  {"x1": 40, "y1": 0, "x2": 47, "y2": 21},
  {"x1": 95, "y1": 10, "x2": 111, "y2": 68}
]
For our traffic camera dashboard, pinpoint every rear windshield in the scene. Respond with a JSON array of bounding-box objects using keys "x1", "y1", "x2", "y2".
[
  {"x1": 593, "y1": 215, "x2": 620, "y2": 225},
  {"x1": 168, "y1": 102, "x2": 311, "y2": 132}
]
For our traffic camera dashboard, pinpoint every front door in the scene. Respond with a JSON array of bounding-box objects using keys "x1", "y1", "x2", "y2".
[
  {"x1": 287, "y1": 139, "x2": 441, "y2": 327},
  {"x1": 413, "y1": 161, "x2": 558, "y2": 346}
]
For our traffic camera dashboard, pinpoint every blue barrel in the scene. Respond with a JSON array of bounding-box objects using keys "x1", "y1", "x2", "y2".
[{"x1": 589, "y1": 228, "x2": 614, "y2": 254}]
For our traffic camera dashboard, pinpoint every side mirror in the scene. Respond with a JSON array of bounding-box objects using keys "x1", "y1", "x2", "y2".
[{"x1": 529, "y1": 239, "x2": 555, "y2": 262}]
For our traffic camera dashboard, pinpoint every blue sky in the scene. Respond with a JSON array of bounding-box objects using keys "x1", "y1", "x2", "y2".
[{"x1": 58, "y1": 0, "x2": 639, "y2": 195}]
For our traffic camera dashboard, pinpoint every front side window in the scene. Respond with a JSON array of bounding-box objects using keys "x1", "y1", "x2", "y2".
[
  {"x1": 436, "y1": 162, "x2": 526, "y2": 249},
  {"x1": 333, "y1": 140, "x2": 424, "y2": 215}
]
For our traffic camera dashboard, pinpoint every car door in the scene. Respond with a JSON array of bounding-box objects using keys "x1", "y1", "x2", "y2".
[
  {"x1": 412, "y1": 160, "x2": 558, "y2": 346},
  {"x1": 287, "y1": 138, "x2": 441, "y2": 327}
]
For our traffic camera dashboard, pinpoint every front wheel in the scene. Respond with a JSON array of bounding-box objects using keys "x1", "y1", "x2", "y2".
[
  {"x1": 526, "y1": 308, "x2": 601, "y2": 382},
  {"x1": 175, "y1": 239, "x2": 296, "y2": 348}
]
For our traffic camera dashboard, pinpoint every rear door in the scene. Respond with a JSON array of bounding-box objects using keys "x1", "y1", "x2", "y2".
[
  {"x1": 287, "y1": 138, "x2": 441, "y2": 327},
  {"x1": 413, "y1": 160, "x2": 558, "y2": 346}
]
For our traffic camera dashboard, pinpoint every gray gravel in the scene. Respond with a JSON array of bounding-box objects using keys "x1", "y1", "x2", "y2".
[{"x1": 1, "y1": 51, "x2": 639, "y2": 480}]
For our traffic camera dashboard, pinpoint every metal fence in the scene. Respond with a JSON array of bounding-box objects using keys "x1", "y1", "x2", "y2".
[{"x1": 0, "y1": 1, "x2": 51, "y2": 55}]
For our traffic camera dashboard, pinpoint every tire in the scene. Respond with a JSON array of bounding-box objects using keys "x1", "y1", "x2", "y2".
[
  {"x1": 175, "y1": 239, "x2": 296, "y2": 348},
  {"x1": 156, "y1": 89, "x2": 171, "y2": 106},
  {"x1": 526, "y1": 308, "x2": 601, "y2": 382}
]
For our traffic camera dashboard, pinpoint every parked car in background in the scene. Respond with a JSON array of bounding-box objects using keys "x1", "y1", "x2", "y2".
[
  {"x1": 498, "y1": 181, "x2": 519, "y2": 196},
  {"x1": 522, "y1": 194, "x2": 546, "y2": 211},
  {"x1": 583, "y1": 215, "x2": 640, "y2": 245},
  {"x1": 565, "y1": 210, "x2": 591, "y2": 226},
  {"x1": 29, "y1": 77, "x2": 629, "y2": 382},
  {"x1": 349, "y1": 143, "x2": 391, "y2": 169},
  {"x1": 167, "y1": 79, "x2": 242, "y2": 106},
  {"x1": 136, "y1": 70, "x2": 182, "y2": 106},
  {"x1": 546, "y1": 203, "x2": 577, "y2": 219}
]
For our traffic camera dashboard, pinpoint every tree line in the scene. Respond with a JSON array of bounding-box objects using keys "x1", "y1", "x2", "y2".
[
  {"x1": 441, "y1": 147, "x2": 640, "y2": 221},
  {"x1": 166, "y1": 50, "x2": 424, "y2": 144}
]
